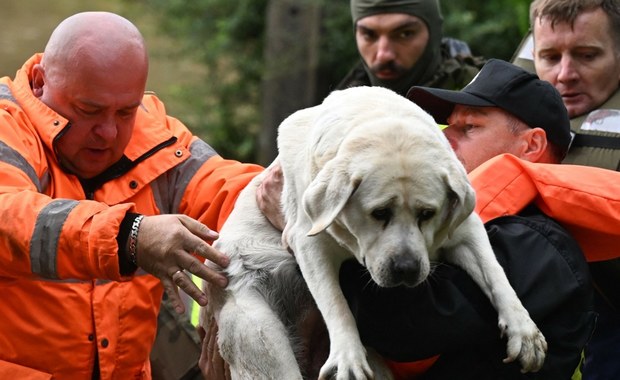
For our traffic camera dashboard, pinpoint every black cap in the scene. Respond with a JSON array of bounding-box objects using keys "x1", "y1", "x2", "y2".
[{"x1": 406, "y1": 59, "x2": 571, "y2": 152}]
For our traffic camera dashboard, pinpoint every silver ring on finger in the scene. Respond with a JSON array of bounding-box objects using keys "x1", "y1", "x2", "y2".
[
  {"x1": 172, "y1": 269, "x2": 184, "y2": 277},
  {"x1": 172, "y1": 269, "x2": 186, "y2": 284}
]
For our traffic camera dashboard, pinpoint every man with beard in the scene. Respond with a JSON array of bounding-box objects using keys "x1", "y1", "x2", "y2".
[{"x1": 337, "y1": 0, "x2": 484, "y2": 96}]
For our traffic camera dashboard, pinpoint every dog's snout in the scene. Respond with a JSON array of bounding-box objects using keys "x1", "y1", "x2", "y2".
[{"x1": 390, "y1": 254, "x2": 421, "y2": 283}]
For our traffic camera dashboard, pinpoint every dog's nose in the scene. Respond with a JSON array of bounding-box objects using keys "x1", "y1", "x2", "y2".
[{"x1": 390, "y1": 255, "x2": 420, "y2": 283}]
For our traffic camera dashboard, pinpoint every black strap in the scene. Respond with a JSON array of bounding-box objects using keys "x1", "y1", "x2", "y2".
[{"x1": 571, "y1": 133, "x2": 620, "y2": 150}]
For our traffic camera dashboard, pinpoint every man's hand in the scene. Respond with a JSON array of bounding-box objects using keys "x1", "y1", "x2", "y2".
[
  {"x1": 135, "y1": 214, "x2": 229, "y2": 314},
  {"x1": 198, "y1": 318, "x2": 231, "y2": 380},
  {"x1": 256, "y1": 163, "x2": 285, "y2": 231}
]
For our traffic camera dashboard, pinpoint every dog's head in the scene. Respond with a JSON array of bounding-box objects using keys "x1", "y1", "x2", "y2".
[{"x1": 302, "y1": 116, "x2": 475, "y2": 288}]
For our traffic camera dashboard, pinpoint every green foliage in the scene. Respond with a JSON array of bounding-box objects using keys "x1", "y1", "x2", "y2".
[
  {"x1": 442, "y1": 0, "x2": 532, "y2": 61},
  {"x1": 137, "y1": 0, "x2": 268, "y2": 162}
]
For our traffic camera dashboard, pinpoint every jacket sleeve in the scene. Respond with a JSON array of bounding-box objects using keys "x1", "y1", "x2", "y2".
[
  {"x1": 0, "y1": 171, "x2": 135, "y2": 281},
  {"x1": 181, "y1": 154, "x2": 263, "y2": 232},
  {"x1": 339, "y1": 208, "x2": 595, "y2": 379}
]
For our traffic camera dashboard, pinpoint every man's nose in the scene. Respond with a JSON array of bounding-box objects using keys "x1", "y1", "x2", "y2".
[
  {"x1": 93, "y1": 118, "x2": 118, "y2": 141},
  {"x1": 557, "y1": 55, "x2": 579, "y2": 83},
  {"x1": 442, "y1": 127, "x2": 459, "y2": 151},
  {"x1": 375, "y1": 36, "x2": 396, "y2": 63}
]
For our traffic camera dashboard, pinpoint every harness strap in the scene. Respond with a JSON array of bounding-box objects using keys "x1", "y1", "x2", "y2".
[{"x1": 572, "y1": 134, "x2": 620, "y2": 150}]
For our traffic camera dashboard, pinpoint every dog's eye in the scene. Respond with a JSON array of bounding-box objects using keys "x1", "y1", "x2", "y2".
[
  {"x1": 371, "y1": 208, "x2": 392, "y2": 223},
  {"x1": 418, "y1": 208, "x2": 436, "y2": 222}
]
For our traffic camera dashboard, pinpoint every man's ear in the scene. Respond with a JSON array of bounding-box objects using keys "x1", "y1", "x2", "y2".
[
  {"x1": 31, "y1": 64, "x2": 45, "y2": 98},
  {"x1": 520, "y1": 127, "x2": 548, "y2": 162}
]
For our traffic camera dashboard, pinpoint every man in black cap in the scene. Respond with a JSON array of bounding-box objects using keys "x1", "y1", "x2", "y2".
[
  {"x1": 408, "y1": 58, "x2": 572, "y2": 171},
  {"x1": 339, "y1": 59, "x2": 595, "y2": 379},
  {"x1": 337, "y1": 0, "x2": 484, "y2": 96}
]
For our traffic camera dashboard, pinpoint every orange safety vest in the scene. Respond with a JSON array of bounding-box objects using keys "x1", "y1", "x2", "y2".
[
  {"x1": 388, "y1": 153, "x2": 620, "y2": 379},
  {"x1": 0, "y1": 54, "x2": 262, "y2": 379}
]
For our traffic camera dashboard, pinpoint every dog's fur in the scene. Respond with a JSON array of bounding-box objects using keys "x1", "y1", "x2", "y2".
[{"x1": 201, "y1": 86, "x2": 547, "y2": 380}]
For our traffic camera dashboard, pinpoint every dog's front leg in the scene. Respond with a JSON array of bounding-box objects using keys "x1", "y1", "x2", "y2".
[
  {"x1": 443, "y1": 214, "x2": 547, "y2": 373},
  {"x1": 293, "y1": 236, "x2": 373, "y2": 380}
]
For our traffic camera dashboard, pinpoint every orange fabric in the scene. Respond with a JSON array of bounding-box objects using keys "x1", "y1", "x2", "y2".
[
  {"x1": 0, "y1": 360, "x2": 52, "y2": 380},
  {"x1": 384, "y1": 356, "x2": 440, "y2": 380},
  {"x1": 471, "y1": 154, "x2": 620, "y2": 262},
  {"x1": 0, "y1": 54, "x2": 261, "y2": 379}
]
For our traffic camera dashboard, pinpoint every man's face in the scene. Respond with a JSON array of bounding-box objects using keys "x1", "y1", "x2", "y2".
[
  {"x1": 533, "y1": 8, "x2": 620, "y2": 118},
  {"x1": 444, "y1": 105, "x2": 529, "y2": 173},
  {"x1": 35, "y1": 60, "x2": 145, "y2": 179},
  {"x1": 355, "y1": 13, "x2": 429, "y2": 81}
]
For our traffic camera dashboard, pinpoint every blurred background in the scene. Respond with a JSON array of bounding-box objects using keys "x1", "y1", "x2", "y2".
[{"x1": 1, "y1": 0, "x2": 531, "y2": 166}]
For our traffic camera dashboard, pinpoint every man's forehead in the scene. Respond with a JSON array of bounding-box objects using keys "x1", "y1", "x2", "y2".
[
  {"x1": 533, "y1": 15, "x2": 616, "y2": 51},
  {"x1": 534, "y1": 7, "x2": 611, "y2": 33},
  {"x1": 356, "y1": 13, "x2": 424, "y2": 29},
  {"x1": 452, "y1": 105, "x2": 492, "y2": 116}
]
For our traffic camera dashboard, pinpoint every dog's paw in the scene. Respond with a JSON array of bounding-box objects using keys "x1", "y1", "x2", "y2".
[
  {"x1": 498, "y1": 314, "x2": 548, "y2": 373},
  {"x1": 319, "y1": 348, "x2": 373, "y2": 380}
]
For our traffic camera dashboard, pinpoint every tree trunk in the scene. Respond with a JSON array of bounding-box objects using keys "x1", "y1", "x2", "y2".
[{"x1": 259, "y1": 0, "x2": 322, "y2": 166}]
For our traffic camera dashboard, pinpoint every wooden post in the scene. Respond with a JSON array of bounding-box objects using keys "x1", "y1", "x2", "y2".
[{"x1": 259, "y1": 0, "x2": 322, "y2": 166}]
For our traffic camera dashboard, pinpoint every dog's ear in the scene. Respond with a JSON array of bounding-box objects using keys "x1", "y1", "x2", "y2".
[
  {"x1": 302, "y1": 158, "x2": 360, "y2": 236},
  {"x1": 436, "y1": 167, "x2": 476, "y2": 241}
]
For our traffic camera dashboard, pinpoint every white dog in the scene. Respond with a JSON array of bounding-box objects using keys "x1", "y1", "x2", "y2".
[{"x1": 201, "y1": 86, "x2": 547, "y2": 380}]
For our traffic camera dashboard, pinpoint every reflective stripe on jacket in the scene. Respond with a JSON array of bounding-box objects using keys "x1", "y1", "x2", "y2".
[{"x1": 0, "y1": 54, "x2": 262, "y2": 379}]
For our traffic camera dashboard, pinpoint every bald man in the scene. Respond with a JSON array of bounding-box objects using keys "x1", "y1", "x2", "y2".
[{"x1": 0, "y1": 12, "x2": 261, "y2": 379}]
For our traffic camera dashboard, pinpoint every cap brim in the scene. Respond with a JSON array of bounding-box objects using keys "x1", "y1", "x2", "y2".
[{"x1": 406, "y1": 87, "x2": 495, "y2": 125}]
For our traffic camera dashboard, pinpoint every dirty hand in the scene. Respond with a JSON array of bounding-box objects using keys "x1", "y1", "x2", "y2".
[
  {"x1": 256, "y1": 162, "x2": 285, "y2": 231},
  {"x1": 134, "y1": 214, "x2": 229, "y2": 314},
  {"x1": 198, "y1": 318, "x2": 231, "y2": 380}
]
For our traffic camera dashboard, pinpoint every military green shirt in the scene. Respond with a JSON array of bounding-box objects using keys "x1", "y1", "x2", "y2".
[{"x1": 563, "y1": 89, "x2": 620, "y2": 171}]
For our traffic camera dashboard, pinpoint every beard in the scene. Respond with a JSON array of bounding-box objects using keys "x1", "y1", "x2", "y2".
[{"x1": 369, "y1": 61, "x2": 408, "y2": 78}]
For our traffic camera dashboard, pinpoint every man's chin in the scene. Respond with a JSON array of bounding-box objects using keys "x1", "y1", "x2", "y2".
[
  {"x1": 565, "y1": 102, "x2": 590, "y2": 119},
  {"x1": 374, "y1": 72, "x2": 402, "y2": 81},
  {"x1": 69, "y1": 160, "x2": 113, "y2": 179},
  {"x1": 562, "y1": 94, "x2": 592, "y2": 118}
]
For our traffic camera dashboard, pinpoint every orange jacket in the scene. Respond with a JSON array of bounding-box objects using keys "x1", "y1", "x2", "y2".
[
  {"x1": 0, "y1": 54, "x2": 262, "y2": 379},
  {"x1": 389, "y1": 153, "x2": 620, "y2": 379}
]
